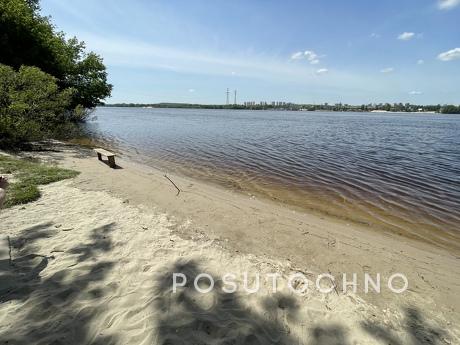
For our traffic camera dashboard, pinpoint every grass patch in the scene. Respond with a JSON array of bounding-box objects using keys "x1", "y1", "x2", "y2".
[{"x1": 0, "y1": 155, "x2": 79, "y2": 208}]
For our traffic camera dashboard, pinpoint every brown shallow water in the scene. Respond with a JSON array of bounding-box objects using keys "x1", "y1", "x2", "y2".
[{"x1": 84, "y1": 107, "x2": 460, "y2": 251}]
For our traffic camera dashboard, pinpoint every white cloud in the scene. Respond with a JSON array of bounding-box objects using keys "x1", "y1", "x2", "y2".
[
  {"x1": 438, "y1": 0, "x2": 460, "y2": 10},
  {"x1": 304, "y1": 51, "x2": 318, "y2": 63},
  {"x1": 397, "y1": 32, "x2": 415, "y2": 41},
  {"x1": 437, "y1": 48, "x2": 460, "y2": 61},
  {"x1": 380, "y1": 67, "x2": 394, "y2": 73},
  {"x1": 409, "y1": 91, "x2": 423, "y2": 95},
  {"x1": 417, "y1": 59, "x2": 424, "y2": 65},
  {"x1": 370, "y1": 33, "x2": 380, "y2": 38},
  {"x1": 188, "y1": 89, "x2": 195, "y2": 93},
  {"x1": 74, "y1": 33, "x2": 376, "y2": 95},
  {"x1": 290, "y1": 51, "x2": 304, "y2": 60},
  {"x1": 291, "y1": 50, "x2": 322, "y2": 64},
  {"x1": 316, "y1": 68, "x2": 329, "y2": 75}
]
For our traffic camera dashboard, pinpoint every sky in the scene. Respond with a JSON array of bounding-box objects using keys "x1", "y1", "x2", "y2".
[{"x1": 40, "y1": 0, "x2": 460, "y2": 105}]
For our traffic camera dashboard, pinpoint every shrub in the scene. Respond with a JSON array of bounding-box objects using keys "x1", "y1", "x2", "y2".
[{"x1": 0, "y1": 64, "x2": 76, "y2": 147}]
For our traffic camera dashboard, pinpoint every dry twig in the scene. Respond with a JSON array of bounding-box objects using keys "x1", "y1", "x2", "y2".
[{"x1": 164, "y1": 174, "x2": 181, "y2": 196}]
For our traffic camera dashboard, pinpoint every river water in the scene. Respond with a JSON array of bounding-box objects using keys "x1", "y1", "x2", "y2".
[{"x1": 84, "y1": 107, "x2": 460, "y2": 251}]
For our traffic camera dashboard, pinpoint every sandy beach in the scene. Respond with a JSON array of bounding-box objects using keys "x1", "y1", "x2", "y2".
[{"x1": 1, "y1": 142, "x2": 459, "y2": 344}]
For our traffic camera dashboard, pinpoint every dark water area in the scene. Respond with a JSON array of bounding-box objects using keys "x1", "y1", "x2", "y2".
[{"x1": 84, "y1": 107, "x2": 460, "y2": 251}]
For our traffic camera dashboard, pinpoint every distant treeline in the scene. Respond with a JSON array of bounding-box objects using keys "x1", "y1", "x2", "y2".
[
  {"x1": 105, "y1": 103, "x2": 248, "y2": 110},
  {"x1": 103, "y1": 102, "x2": 460, "y2": 114}
]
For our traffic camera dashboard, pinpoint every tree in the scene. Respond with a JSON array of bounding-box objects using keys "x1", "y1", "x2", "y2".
[
  {"x1": 440, "y1": 105, "x2": 460, "y2": 114},
  {"x1": 0, "y1": 64, "x2": 75, "y2": 147},
  {"x1": 25, "y1": 0, "x2": 39, "y2": 11},
  {"x1": 0, "y1": 0, "x2": 112, "y2": 108},
  {"x1": 63, "y1": 51, "x2": 112, "y2": 108}
]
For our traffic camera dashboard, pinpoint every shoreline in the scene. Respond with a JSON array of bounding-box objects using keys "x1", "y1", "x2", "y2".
[
  {"x1": 102, "y1": 141, "x2": 460, "y2": 254},
  {"x1": 1, "y1": 142, "x2": 459, "y2": 343}
]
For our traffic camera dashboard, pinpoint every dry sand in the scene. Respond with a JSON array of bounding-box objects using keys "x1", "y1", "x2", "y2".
[{"x1": 0, "y1": 143, "x2": 459, "y2": 344}]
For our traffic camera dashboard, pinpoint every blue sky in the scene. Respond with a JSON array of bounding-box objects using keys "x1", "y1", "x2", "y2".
[{"x1": 41, "y1": 0, "x2": 460, "y2": 104}]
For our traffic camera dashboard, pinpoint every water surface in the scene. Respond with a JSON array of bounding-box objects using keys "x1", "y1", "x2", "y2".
[{"x1": 85, "y1": 108, "x2": 460, "y2": 251}]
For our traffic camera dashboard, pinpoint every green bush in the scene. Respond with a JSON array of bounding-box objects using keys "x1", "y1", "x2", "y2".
[{"x1": 0, "y1": 64, "x2": 76, "y2": 147}]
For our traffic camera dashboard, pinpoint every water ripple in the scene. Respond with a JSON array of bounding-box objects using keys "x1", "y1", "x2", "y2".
[{"x1": 85, "y1": 108, "x2": 460, "y2": 251}]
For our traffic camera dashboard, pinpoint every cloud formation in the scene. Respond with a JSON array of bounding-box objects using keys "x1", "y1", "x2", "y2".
[
  {"x1": 291, "y1": 50, "x2": 320, "y2": 64},
  {"x1": 316, "y1": 68, "x2": 329, "y2": 75},
  {"x1": 417, "y1": 59, "x2": 424, "y2": 65},
  {"x1": 438, "y1": 0, "x2": 460, "y2": 10},
  {"x1": 380, "y1": 67, "x2": 394, "y2": 73},
  {"x1": 409, "y1": 91, "x2": 423, "y2": 95},
  {"x1": 437, "y1": 48, "x2": 460, "y2": 61},
  {"x1": 290, "y1": 51, "x2": 304, "y2": 60},
  {"x1": 78, "y1": 33, "x2": 371, "y2": 89},
  {"x1": 397, "y1": 32, "x2": 415, "y2": 41}
]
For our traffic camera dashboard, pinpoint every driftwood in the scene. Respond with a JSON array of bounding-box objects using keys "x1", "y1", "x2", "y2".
[{"x1": 164, "y1": 174, "x2": 181, "y2": 196}]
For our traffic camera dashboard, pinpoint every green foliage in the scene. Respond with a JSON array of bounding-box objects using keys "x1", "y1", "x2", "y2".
[
  {"x1": 25, "y1": 0, "x2": 40, "y2": 11},
  {"x1": 64, "y1": 52, "x2": 113, "y2": 109},
  {"x1": 440, "y1": 105, "x2": 460, "y2": 114},
  {"x1": 0, "y1": 113, "x2": 42, "y2": 148},
  {"x1": 0, "y1": 0, "x2": 112, "y2": 108},
  {"x1": 0, "y1": 64, "x2": 77, "y2": 147},
  {"x1": 0, "y1": 155, "x2": 79, "y2": 207}
]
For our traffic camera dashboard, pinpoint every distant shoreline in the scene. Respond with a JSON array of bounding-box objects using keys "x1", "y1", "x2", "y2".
[{"x1": 100, "y1": 103, "x2": 460, "y2": 114}]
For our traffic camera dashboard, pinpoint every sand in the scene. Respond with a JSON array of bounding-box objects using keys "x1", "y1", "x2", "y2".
[{"x1": 0, "y1": 142, "x2": 459, "y2": 344}]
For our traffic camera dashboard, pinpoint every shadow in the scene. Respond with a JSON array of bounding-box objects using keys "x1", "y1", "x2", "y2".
[
  {"x1": 22, "y1": 140, "x2": 94, "y2": 160},
  {"x1": 0, "y1": 222, "x2": 56, "y2": 302},
  {"x1": 98, "y1": 158, "x2": 123, "y2": 169},
  {"x1": 9, "y1": 222, "x2": 56, "y2": 253},
  {"x1": 1, "y1": 223, "x2": 453, "y2": 344},
  {"x1": 0, "y1": 222, "x2": 118, "y2": 344},
  {"x1": 69, "y1": 223, "x2": 115, "y2": 262},
  {"x1": 310, "y1": 325, "x2": 350, "y2": 345},
  {"x1": 362, "y1": 306, "x2": 448, "y2": 345},
  {"x1": 0, "y1": 253, "x2": 51, "y2": 303},
  {"x1": 154, "y1": 259, "x2": 303, "y2": 344},
  {"x1": 154, "y1": 259, "x2": 453, "y2": 345}
]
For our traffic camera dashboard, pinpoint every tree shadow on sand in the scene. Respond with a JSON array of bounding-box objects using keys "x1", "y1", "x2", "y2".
[
  {"x1": 153, "y1": 259, "x2": 357, "y2": 345},
  {"x1": 153, "y1": 259, "x2": 453, "y2": 345},
  {"x1": 362, "y1": 307, "x2": 449, "y2": 345},
  {"x1": 0, "y1": 222, "x2": 56, "y2": 303},
  {"x1": 1, "y1": 224, "x2": 453, "y2": 345},
  {"x1": 0, "y1": 222, "x2": 119, "y2": 345}
]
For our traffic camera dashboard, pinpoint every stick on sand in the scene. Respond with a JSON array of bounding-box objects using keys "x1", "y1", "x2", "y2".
[{"x1": 164, "y1": 174, "x2": 181, "y2": 196}]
